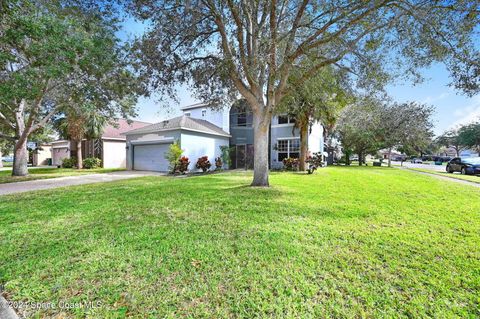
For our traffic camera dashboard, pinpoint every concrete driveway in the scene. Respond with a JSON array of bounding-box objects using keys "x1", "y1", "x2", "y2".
[{"x1": 0, "y1": 171, "x2": 165, "y2": 196}]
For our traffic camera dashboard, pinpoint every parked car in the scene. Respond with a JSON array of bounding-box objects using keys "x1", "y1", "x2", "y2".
[
  {"x1": 410, "y1": 158, "x2": 423, "y2": 164},
  {"x1": 446, "y1": 157, "x2": 480, "y2": 175}
]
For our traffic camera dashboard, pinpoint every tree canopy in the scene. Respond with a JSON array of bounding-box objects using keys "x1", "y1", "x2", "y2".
[
  {"x1": 0, "y1": 0, "x2": 139, "y2": 175},
  {"x1": 279, "y1": 64, "x2": 352, "y2": 170},
  {"x1": 129, "y1": 0, "x2": 480, "y2": 186}
]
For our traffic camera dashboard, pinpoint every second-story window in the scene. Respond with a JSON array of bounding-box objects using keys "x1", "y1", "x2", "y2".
[
  {"x1": 278, "y1": 115, "x2": 296, "y2": 125},
  {"x1": 202, "y1": 109, "x2": 207, "y2": 117},
  {"x1": 237, "y1": 112, "x2": 247, "y2": 126}
]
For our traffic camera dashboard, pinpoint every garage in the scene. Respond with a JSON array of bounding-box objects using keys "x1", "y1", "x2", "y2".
[
  {"x1": 133, "y1": 143, "x2": 171, "y2": 172},
  {"x1": 125, "y1": 115, "x2": 231, "y2": 172}
]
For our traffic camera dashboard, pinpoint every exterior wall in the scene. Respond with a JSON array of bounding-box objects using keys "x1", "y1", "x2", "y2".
[
  {"x1": 180, "y1": 131, "x2": 230, "y2": 171},
  {"x1": 126, "y1": 131, "x2": 181, "y2": 170},
  {"x1": 183, "y1": 107, "x2": 230, "y2": 133},
  {"x1": 102, "y1": 140, "x2": 127, "y2": 168},
  {"x1": 33, "y1": 144, "x2": 52, "y2": 166},
  {"x1": 308, "y1": 121, "x2": 324, "y2": 155},
  {"x1": 51, "y1": 141, "x2": 71, "y2": 166}
]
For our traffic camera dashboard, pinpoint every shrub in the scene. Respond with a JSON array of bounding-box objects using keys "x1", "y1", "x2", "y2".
[
  {"x1": 282, "y1": 157, "x2": 299, "y2": 171},
  {"x1": 177, "y1": 156, "x2": 190, "y2": 174},
  {"x1": 165, "y1": 141, "x2": 183, "y2": 173},
  {"x1": 306, "y1": 152, "x2": 323, "y2": 174},
  {"x1": 215, "y1": 157, "x2": 223, "y2": 170},
  {"x1": 83, "y1": 157, "x2": 102, "y2": 169},
  {"x1": 61, "y1": 157, "x2": 77, "y2": 168},
  {"x1": 195, "y1": 156, "x2": 211, "y2": 172},
  {"x1": 219, "y1": 145, "x2": 233, "y2": 168}
]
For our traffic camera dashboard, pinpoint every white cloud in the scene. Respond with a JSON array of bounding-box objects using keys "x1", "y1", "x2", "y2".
[
  {"x1": 422, "y1": 91, "x2": 450, "y2": 104},
  {"x1": 449, "y1": 96, "x2": 480, "y2": 129}
]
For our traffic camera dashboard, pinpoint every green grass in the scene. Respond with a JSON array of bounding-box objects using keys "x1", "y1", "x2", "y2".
[
  {"x1": 0, "y1": 167, "x2": 125, "y2": 184},
  {"x1": 0, "y1": 167, "x2": 479, "y2": 318},
  {"x1": 1, "y1": 161, "x2": 13, "y2": 167},
  {"x1": 406, "y1": 167, "x2": 480, "y2": 184}
]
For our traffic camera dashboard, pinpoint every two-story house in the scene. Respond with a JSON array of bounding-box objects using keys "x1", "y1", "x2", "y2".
[
  {"x1": 124, "y1": 102, "x2": 324, "y2": 172},
  {"x1": 228, "y1": 100, "x2": 324, "y2": 169}
]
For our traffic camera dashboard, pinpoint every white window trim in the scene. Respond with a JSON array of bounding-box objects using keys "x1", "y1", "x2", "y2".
[
  {"x1": 271, "y1": 123, "x2": 295, "y2": 128},
  {"x1": 276, "y1": 114, "x2": 296, "y2": 125},
  {"x1": 276, "y1": 138, "x2": 300, "y2": 161},
  {"x1": 276, "y1": 137, "x2": 300, "y2": 140}
]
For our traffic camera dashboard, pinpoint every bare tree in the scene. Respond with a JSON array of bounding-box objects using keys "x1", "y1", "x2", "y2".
[{"x1": 130, "y1": 0, "x2": 480, "y2": 186}]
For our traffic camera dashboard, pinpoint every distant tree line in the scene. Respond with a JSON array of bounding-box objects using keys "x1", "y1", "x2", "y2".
[
  {"x1": 436, "y1": 122, "x2": 480, "y2": 157},
  {"x1": 335, "y1": 96, "x2": 435, "y2": 167}
]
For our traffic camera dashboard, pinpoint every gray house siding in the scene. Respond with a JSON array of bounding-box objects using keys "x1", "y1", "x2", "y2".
[{"x1": 183, "y1": 107, "x2": 230, "y2": 133}]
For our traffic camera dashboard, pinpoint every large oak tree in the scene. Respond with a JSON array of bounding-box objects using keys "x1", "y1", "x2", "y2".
[
  {"x1": 130, "y1": 0, "x2": 479, "y2": 186},
  {"x1": 0, "y1": 0, "x2": 138, "y2": 176}
]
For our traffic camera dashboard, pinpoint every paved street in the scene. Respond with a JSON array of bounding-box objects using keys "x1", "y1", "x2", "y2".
[{"x1": 391, "y1": 161, "x2": 447, "y2": 172}]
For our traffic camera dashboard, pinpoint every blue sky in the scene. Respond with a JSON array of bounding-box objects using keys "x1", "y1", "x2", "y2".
[{"x1": 120, "y1": 19, "x2": 480, "y2": 137}]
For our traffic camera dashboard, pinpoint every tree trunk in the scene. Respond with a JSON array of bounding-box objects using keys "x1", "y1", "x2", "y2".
[
  {"x1": 251, "y1": 111, "x2": 270, "y2": 187},
  {"x1": 345, "y1": 150, "x2": 351, "y2": 166},
  {"x1": 76, "y1": 140, "x2": 83, "y2": 169},
  {"x1": 12, "y1": 138, "x2": 28, "y2": 176},
  {"x1": 299, "y1": 123, "x2": 308, "y2": 171},
  {"x1": 0, "y1": 150, "x2": 3, "y2": 168},
  {"x1": 387, "y1": 147, "x2": 392, "y2": 167},
  {"x1": 358, "y1": 151, "x2": 363, "y2": 166}
]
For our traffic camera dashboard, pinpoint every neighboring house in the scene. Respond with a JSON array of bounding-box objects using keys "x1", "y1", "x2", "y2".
[
  {"x1": 32, "y1": 143, "x2": 52, "y2": 166},
  {"x1": 124, "y1": 115, "x2": 230, "y2": 172},
  {"x1": 379, "y1": 149, "x2": 406, "y2": 161},
  {"x1": 51, "y1": 119, "x2": 150, "y2": 168},
  {"x1": 438, "y1": 147, "x2": 478, "y2": 158},
  {"x1": 124, "y1": 102, "x2": 324, "y2": 172}
]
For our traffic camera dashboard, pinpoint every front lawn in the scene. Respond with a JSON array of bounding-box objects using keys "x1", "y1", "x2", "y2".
[
  {"x1": 1, "y1": 161, "x2": 13, "y2": 167},
  {"x1": 0, "y1": 167, "x2": 125, "y2": 184},
  {"x1": 0, "y1": 167, "x2": 479, "y2": 318}
]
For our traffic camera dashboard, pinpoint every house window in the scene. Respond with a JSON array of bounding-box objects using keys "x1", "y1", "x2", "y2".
[
  {"x1": 184, "y1": 112, "x2": 191, "y2": 117},
  {"x1": 277, "y1": 139, "x2": 300, "y2": 161},
  {"x1": 237, "y1": 112, "x2": 247, "y2": 126},
  {"x1": 201, "y1": 109, "x2": 207, "y2": 117},
  {"x1": 278, "y1": 115, "x2": 295, "y2": 125}
]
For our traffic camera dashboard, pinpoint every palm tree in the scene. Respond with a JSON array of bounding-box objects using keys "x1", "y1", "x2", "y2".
[
  {"x1": 281, "y1": 66, "x2": 351, "y2": 170},
  {"x1": 55, "y1": 105, "x2": 107, "y2": 169}
]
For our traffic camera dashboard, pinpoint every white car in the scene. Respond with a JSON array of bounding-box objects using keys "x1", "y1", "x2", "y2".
[{"x1": 410, "y1": 158, "x2": 423, "y2": 164}]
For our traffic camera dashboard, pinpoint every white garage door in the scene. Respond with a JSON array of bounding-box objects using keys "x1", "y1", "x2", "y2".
[{"x1": 133, "y1": 143, "x2": 171, "y2": 172}]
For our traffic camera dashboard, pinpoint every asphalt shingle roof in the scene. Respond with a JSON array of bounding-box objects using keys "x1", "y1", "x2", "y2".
[
  {"x1": 123, "y1": 116, "x2": 230, "y2": 137},
  {"x1": 102, "y1": 119, "x2": 151, "y2": 140}
]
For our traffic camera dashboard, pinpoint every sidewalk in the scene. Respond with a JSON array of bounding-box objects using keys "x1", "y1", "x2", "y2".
[{"x1": 398, "y1": 167, "x2": 480, "y2": 188}]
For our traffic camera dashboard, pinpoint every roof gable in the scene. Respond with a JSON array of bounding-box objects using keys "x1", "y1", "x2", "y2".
[
  {"x1": 124, "y1": 116, "x2": 230, "y2": 137},
  {"x1": 102, "y1": 119, "x2": 151, "y2": 139}
]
